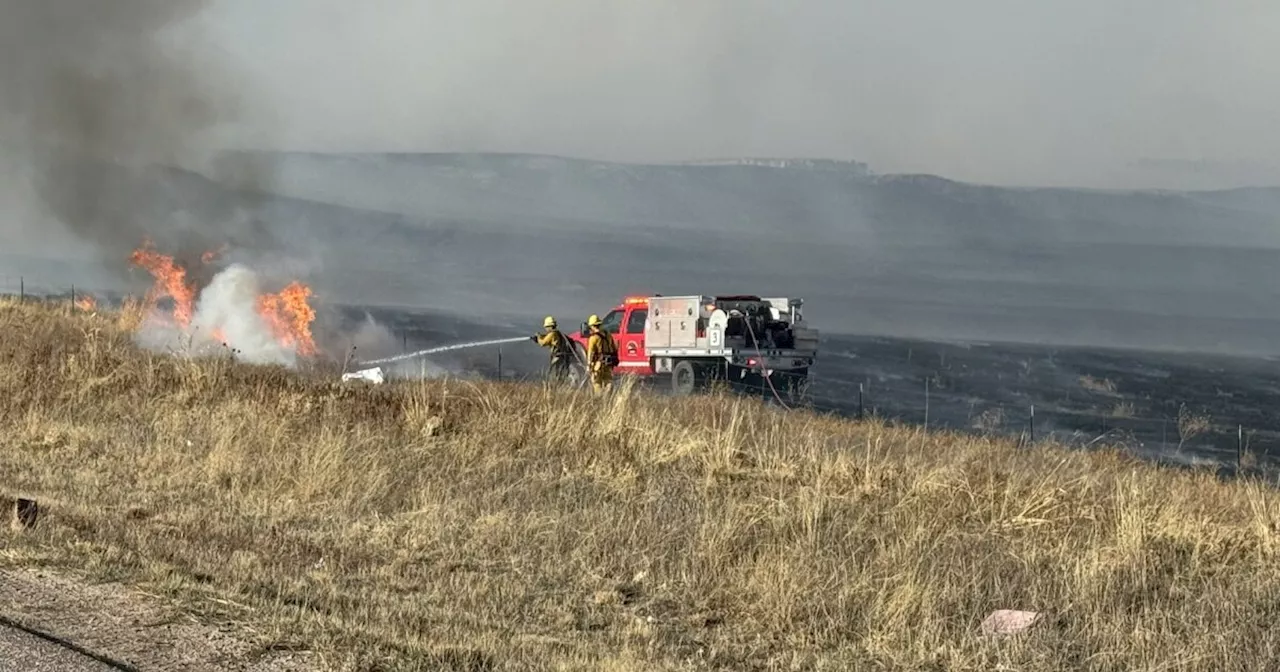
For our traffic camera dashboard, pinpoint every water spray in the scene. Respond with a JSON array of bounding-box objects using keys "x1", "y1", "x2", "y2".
[{"x1": 353, "y1": 336, "x2": 530, "y2": 367}]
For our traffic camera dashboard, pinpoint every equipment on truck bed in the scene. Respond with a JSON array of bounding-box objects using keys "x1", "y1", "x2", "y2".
[{"x1": 565, "y1": 294, "x2": 818, "y2": 396}]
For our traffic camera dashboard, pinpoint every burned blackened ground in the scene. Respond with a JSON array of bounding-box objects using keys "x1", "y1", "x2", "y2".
[{"x1": 803, "y1": 336, "x2": 1280, "y2": 473}]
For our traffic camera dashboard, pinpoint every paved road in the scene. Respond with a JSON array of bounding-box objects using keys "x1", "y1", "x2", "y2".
[{"x1": 0, "y1": 622, "x2": 118, "y2": 671}]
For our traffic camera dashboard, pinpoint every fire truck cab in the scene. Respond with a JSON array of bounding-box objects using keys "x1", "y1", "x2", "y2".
[{"x1": 566, "y1": 294, "x2": 818, "y2": 396}]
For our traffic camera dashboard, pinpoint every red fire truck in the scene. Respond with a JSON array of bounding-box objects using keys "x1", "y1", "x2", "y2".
[{"x1": 565, "y1": 294, "x2": 819, "y2": 396}]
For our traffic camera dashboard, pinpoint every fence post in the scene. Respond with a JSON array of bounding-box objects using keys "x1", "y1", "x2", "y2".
[
  {"x1": 497, "y1": 347, "x2": 503, "y2": 380},
  {"x1": 70, "y1": 284, "x2": 75, "y2": 314},
  {"x1": 1238, "y1": 425, "x2": 1244, "y2": 470},
  {"x1": 858, "y1": 382, "x2": 865, "y2": 420},
  {"x1": 1029, "y1": 404, "x2": 1035, "y2": 444},
  {"x1": 924, "y1": 377, "x2": 930, "y2": 430},
  {"x1": 19, "y1": 276, "x2": 23, "y2": 304}
]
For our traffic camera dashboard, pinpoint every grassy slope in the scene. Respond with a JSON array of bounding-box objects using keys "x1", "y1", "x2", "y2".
[{"x1": 3, "y1": 299, "x2": 1280, "y2": 671}]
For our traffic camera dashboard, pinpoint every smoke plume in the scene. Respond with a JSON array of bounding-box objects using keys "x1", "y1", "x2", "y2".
[
  {"x1": 0, "y1": 0, "x2": 281, "y2": 274},
  {"x1": 343, "y1": 313, "x2": 403, "y2": 362}
]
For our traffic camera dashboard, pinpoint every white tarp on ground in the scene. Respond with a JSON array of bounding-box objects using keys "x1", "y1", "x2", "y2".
[{"x1": 341, "y1": 367, "x2": 385, "y2": 384}]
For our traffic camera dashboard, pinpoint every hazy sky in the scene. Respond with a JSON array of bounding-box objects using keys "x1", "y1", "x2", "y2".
[{"x1": 183, "y1": 1, "x2": 1280, "y2": 187}]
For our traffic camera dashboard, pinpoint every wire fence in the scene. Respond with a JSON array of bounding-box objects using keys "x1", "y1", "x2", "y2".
[
  {"x1": 0, "y1": 275, "x2": 105, "y2": 312},
  {"x1": 5, "y1": 275, "x2": 1276, "y2": 477}
]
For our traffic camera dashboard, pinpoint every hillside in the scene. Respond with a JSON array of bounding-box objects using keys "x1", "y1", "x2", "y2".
[
  {"x1": 9, "y1": 151, "x2": 1280, "y2": 354},
  {"x1": 4, "y1": 299, "x2": 1280, "y2": 670}
]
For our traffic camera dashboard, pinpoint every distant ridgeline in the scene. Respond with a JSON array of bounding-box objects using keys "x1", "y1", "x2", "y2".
[{"x1": 672, "y1": 157, "x2": 873, "y2": 174}]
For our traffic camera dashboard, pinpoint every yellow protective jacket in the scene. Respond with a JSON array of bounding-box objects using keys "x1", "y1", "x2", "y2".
[
  {"x1": 536, "y1": 329, "x2": 572, "y2": 360},
  {"x1": 586, "y1": 328, "x2": 618, "y2": 369}
]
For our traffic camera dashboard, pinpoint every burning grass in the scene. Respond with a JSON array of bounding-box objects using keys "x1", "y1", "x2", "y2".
[
  {"x1": 4, "y1": 299, "x2": 1280, "y2": 670},
  {"x1": 129, "y1": 239, "x2": 318, "y2": 359}
]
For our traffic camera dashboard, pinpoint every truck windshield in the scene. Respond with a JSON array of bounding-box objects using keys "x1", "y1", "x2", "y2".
[{"x1": 600, "y1": 310, "x2": 624, "y2": 333}]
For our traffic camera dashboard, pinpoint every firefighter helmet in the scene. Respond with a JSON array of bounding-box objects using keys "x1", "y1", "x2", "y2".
[
  {"x1": 587, "y1": 314, "x2": 602, "y2": 327},
  {"x1": 543, "y1": 316, "x2": 557, "y2": 328}
]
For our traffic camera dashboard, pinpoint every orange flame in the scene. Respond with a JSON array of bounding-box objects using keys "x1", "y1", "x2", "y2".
[
  {"x1": 75, "y1": 295, "x2": 97, "y2": 311},
  {"x1": 129, "y1": 241, "x2": 317, "y2": 357},
  {"x1": 129, "y1": 241, "x2": 196, "y2": 328},
  {"x1": 256, "y1": 281, "x2": 317, "y2": 356},
  {"x1": 201, "y1": 244, "x2": 228, "y2": 265}
]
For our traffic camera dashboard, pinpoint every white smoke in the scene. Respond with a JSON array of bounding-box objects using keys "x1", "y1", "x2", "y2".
[
  {"x1": 191, "y1": 264, "x2": 297, "y2": 366},
  {"x1": 346, "y1": 312, "x2": 400, "y2": 361},
  {"x1": 133, "y1": 263, "x2": 301, "y2": 368}
]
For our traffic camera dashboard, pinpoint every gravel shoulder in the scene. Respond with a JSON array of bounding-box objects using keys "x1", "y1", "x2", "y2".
[{"x1": 0, "y1": 567, "x2": 319, "y2": 672}]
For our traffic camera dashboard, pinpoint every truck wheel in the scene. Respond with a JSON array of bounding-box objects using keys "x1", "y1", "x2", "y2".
[{"x1": 672, "y1": 360, "x2": 698, "y2": 396}]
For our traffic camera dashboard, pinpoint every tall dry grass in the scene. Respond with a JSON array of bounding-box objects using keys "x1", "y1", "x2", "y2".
[{"x1": 3, "y1": 298, "x2": 1280, "y2": 670}]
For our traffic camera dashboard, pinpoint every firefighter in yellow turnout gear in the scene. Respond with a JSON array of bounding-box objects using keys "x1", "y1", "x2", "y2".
[
  {"x1": 585, "y1": 314, "x2": 618, "y2": 393},
  {"x1": 531, "y1": 316, "x2": 573, "y2": 383}
]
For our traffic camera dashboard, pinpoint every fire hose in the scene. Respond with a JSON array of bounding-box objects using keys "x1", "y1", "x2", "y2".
[
  {"x1": 745, "y1": 319, "x2": 793, "y2": 410},
  {"x1": 567, "y1": 339, "x2": 589, "y2": 389},
  {"x1": 543, "y1": 331, "x2": 589, "y2": 389}
]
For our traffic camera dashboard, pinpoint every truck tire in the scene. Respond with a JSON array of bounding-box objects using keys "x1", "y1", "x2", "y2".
[{"x1": 672, "y1": 360, "x2": 699, "y2": 396}]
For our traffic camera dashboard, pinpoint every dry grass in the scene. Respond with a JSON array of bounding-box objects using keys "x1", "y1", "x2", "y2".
[
  {"x1": 1079, "y1": 375, "x2": 1119, "y2": 396},
  {"x1": 4, "y1": 299, "x2": 1280, "y2": 670},
  {"x1": 1177, "y1": 403, "x2": 1214, "y2": 453}
]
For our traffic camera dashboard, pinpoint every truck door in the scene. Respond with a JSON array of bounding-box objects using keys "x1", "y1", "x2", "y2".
[{"x1": 616, "y1": 305, "x2": 651, "y2": 374}]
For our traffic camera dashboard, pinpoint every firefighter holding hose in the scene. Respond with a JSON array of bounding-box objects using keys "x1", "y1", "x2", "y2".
[
  {"x1": 531, "y1": 316, "x2": 573, "y2": 383},
  {"x1": 585, "y1": 313, "x2": 618, "y2": 394}
]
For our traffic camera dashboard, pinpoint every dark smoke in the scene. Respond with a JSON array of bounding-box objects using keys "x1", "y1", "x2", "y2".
[{"x1": 0, "y1": 0, "x2": 281, "y2": 278}]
